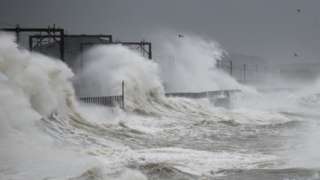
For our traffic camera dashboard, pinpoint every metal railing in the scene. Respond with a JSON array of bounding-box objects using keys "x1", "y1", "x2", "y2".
[
  {"x1": 79, "y1": 95, "x2": 124, "y2": 108},
  {"x1": 78, "y1": 81, "x2": 125, "y2": 109},
  {"x1": 165, "y1": 89, "x2": 240, "y2": 99},
  {"x1": 165, "y1": 89, "x2": 241, "y2": 108}
]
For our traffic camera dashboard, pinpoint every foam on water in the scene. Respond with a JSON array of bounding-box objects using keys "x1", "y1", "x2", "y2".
[
  {"x1": 130, "y1": 147, "x2": 277, "y2": 177},
  {"x1": 2, "y1": 31, "x2": 320, "y2": 180},
  {"x1": 74, "y1": 41, "x2": 289, "y2": 126},
  {"x1": 0, "y1": 33, "x2": 146, "y2": 180}
]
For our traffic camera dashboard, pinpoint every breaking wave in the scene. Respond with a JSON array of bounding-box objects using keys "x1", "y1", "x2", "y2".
[{"x1": 2, "y1": 31, "x2": 319, "y2": 180}]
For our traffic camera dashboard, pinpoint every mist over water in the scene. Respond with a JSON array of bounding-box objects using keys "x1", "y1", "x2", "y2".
[
  {"x1": 1, "y1": 31, "x2": 320, "y2": 180},
  {"x1": 152, "y1": 33, "x2": 248, "y2": 92}
]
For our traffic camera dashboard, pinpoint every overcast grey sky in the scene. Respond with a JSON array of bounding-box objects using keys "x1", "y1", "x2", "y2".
[{"x1": 1, "y1": 0, "x2": 320, "y2": 63}]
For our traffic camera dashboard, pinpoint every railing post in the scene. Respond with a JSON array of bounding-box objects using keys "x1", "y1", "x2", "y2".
[
  {"x1": 243, "y1": 64, "x2": 247, "y2": 83},
  {"x1": 60, "y1": 29, "x2": 65, "y2": 61},
  {"x1": 148, "y1": 43, "x2": 152, "y2": 60},
  {"x1": 15, "y1": 24, "x2": 20, "y2": 43},
  {"x1": 29, "y1": 36, "x2": 33, "y2": 51}
]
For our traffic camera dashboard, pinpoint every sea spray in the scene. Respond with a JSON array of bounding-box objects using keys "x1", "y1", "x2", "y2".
[
  {"x1": 1, "y1": 31, "x2": 316, "y2": 180},
  {"x1": 74, "y1": 44, "x2": 235, "y2": 118},
  {"x1": 0, "y1": 33, "x2": 147, "y2": 180},
  {"x1": 151, "y1": 32, "x2": 247, "y2": 92},
  {"x1": 0, "y1": 33, "x2": 75, "y2": 117},
  {"x1": 74, "y1": 41, "x2": 290, "y2": 127},
  {"x1": 74, "y1": 44, "x2": 166, "y2": 114}
]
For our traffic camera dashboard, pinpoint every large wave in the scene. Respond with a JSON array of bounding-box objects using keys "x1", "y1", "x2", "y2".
[
  {"x1": 2, "y1": 31, "x2": 319, "y2": 180},
  {"x1": 153, "y1": 32, "x2": 246, "y2": 92},
  {"x1": 74, "y1": 37, "x2": 290, "y2": 126},
  {"x1": 0, "y1": 33, "x2": 147, "y2": 180}
]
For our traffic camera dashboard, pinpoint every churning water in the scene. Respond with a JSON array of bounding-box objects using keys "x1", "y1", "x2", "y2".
[{"x1": 1, "y1": 32, "x2": 320, "y2": 180}]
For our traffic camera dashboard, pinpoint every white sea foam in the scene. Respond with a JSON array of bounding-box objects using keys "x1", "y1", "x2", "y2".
[
  {"x1": 130, "y1": 147, "x2": 277, "y2": 177},
  {"x1": 153, "y1": 32, "x2": 249, "y2": 92},
  {"x1": 0, "y1": 33, "x2": 146, "y2": 180},
  {"x1": 2, "y1": 31, "x2": 320, "y2": 180}
]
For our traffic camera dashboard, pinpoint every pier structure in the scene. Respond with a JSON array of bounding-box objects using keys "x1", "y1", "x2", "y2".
[
  {"x1": 1, "y1": 25, "x2": 65, "y2": 61},
  {"x1": 2, "y1": 25, "x2": 239, "y2": 109},
  {"x1": 30, "y1": 34, "x2": 113, "y2": 70},
  {"x1": 28, "y1": 33, "x2": 152, "y2": 71},
  {"x1": 1, "y1": 25, "x2": 152, "y2": 64}
]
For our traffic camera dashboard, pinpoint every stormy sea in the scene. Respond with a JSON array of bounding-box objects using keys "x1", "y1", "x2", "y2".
[{"x1": 1, "y1": 32, "x2": 320, "y2": 180}]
